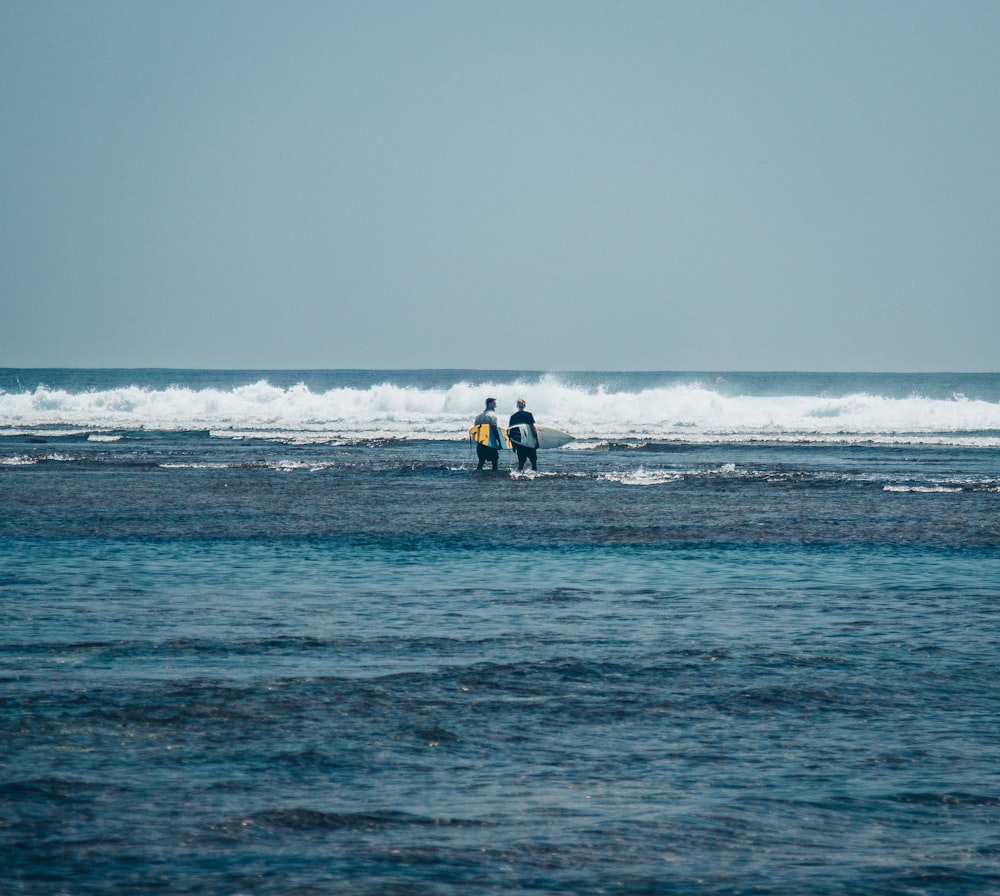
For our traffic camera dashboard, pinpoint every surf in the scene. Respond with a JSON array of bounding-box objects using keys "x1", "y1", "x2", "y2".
[{"x1": 2, "y1": 371, "x2": 1000, "y2": 446}]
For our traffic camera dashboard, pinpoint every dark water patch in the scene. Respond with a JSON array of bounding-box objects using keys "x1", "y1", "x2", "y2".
[
  {"x1": 239, "y1": 807, "x2": 491, "y2": 834},
  {"x1": 886, "y1": 791, "x2": 1000, "y2": 809},
  {"x1": 0, "y1": 777, "x2": 107, "y2": 804}
]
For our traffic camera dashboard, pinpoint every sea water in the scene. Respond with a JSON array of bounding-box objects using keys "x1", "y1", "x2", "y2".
[{"x1": 2, "y1": 369, "x2": 999, "y2": 895}]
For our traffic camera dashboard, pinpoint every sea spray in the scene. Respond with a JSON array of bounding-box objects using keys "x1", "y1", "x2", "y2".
[{"x1": 3, "y1": 370, "x2": 1000, "y2": 445}]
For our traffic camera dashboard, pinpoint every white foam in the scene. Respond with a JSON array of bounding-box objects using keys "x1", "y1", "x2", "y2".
[
  {"x1": 883, "y1": 485, "x2": 964, "y2": 493},
  {"x1": 598, "y1": 468, "x2": 684, "y2": 486},
  {"x1": 0, "y1": 452, "x2": 75, "y2": 465},
  {"x1": 2, "y1": 376, "x2": 999, "y2": 446}
]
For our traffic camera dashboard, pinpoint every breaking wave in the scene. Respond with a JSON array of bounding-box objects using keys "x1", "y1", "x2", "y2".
[{"x1": 2, "y1": 372, "x2": 999, "y2": 446}]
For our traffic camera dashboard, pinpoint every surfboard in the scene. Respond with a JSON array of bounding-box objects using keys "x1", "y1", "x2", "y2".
[
  {"x1": 507, "y1": 423, "x2": 575, "y2": 449},
  {"x1": 469, "y1": 423, "x2": 511, "y2": 450}
]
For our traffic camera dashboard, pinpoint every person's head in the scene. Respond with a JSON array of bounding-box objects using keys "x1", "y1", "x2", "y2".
[
  {"x1": 516, "y1": 398, "x2": 526, "y2": 408},
  {"x1": 485, "y1": 397, "x2": 497, "y2": 409}
]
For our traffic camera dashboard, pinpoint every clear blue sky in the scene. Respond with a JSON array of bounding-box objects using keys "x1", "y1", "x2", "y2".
[{"x1": 2, "y1": 0, "x2": 998, "y2": 370}]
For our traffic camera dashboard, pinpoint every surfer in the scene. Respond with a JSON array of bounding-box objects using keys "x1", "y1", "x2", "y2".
[
  {"x1": 473, "y1": 397, "x2": 502, "y2": 471},
  {"x1": 508, "y1": 398, "x2": 538, "y2": 471}
]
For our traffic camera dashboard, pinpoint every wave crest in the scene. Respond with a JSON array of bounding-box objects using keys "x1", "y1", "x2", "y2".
[{"x1": 2, "y1": 374, "x2": 1000, "y2": 445}]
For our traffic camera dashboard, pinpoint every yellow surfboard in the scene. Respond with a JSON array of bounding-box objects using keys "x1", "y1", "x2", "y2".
[{"x1": 469, "y1": 423, "x2": 511, "y2": 450}]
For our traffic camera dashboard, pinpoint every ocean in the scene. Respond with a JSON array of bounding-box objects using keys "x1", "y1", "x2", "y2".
[{"x1": 2, "y1": 369, "x2": 999, "y2": 895}]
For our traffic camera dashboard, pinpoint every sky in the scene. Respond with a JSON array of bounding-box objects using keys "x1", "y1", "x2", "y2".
[{"x1": 2, "y1": 0, "x2": 998, "y2": 371}]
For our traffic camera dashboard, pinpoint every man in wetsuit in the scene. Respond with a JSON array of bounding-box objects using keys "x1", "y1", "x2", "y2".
[
  {"x1": 508, "y1": 398, "x2": 538, "y2": 471},
  {"x1": 473, "y1": 397, "x2": 501, "y2": 471}
]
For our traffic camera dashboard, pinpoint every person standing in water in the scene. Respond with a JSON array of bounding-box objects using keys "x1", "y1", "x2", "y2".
[
  {"x1": 473, "y1": 397, "x2": 502, "y2": 471},
  {"x1": 508, "y1": 398, "x2": 538, "y2": 471}
]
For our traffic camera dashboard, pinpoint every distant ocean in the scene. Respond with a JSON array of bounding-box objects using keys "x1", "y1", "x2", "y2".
[{"x1": 3, "y1": 369, "x2": 999, "y2": 895}]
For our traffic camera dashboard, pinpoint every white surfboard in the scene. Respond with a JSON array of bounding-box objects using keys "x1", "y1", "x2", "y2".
[{"x1": 507, "y1": 423, "x2": 575, "y2": 449}]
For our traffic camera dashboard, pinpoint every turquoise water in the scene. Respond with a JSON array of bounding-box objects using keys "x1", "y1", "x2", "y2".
[{"x1": 2, "y1": 370, "x2": 999, "y2": 894}]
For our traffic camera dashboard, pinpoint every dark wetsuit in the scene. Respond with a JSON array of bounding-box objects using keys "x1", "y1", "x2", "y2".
[{"x1": 508, "y1": 409, "x2": 537, "y2": 471}]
